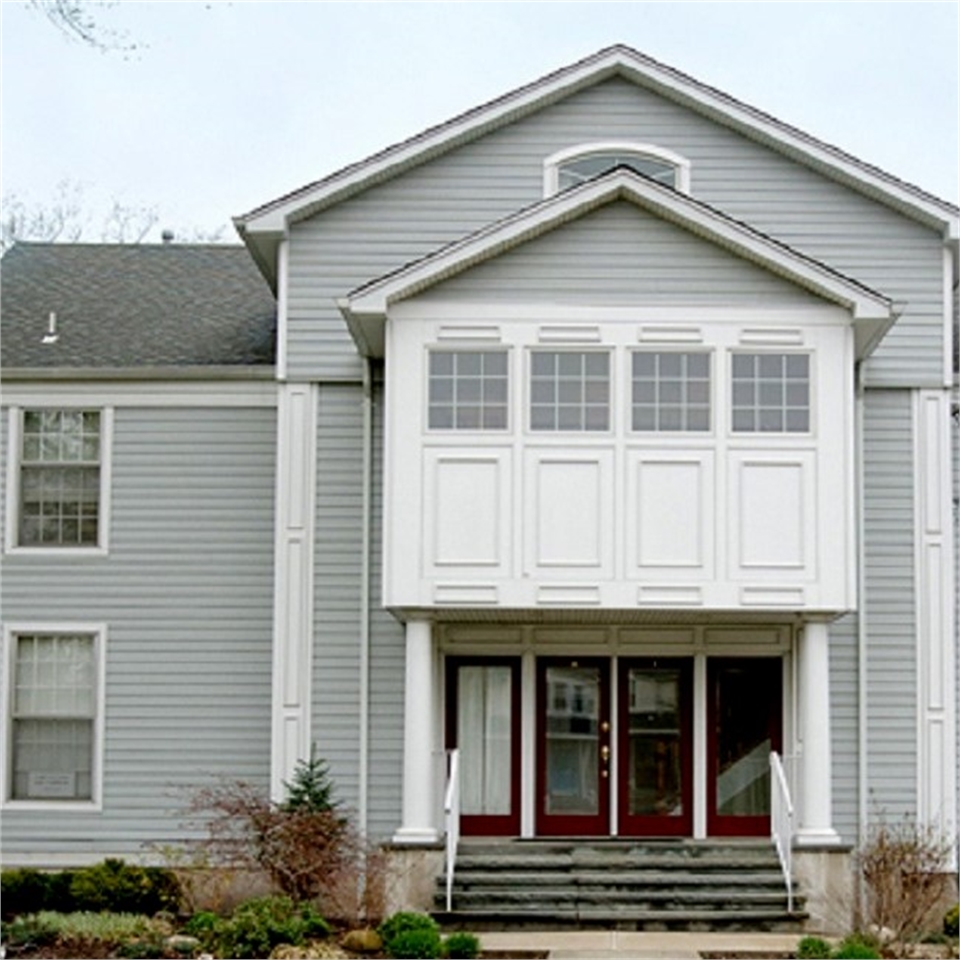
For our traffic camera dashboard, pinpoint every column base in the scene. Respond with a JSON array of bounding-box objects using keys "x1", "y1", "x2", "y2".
[
  {"x1": 391, "y1": 826, "x2": 441, "y2": 846},
  {"x1": 795, "y1": 827, "x2": 843, "y2": 847}
]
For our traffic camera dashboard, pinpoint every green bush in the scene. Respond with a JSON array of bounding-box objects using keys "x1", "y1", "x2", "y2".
[
  {"x1": 832, "y1": 934, "x2": 881, "y2": 959},
  {"x1": 796, "y1": 935, "x2": 832, "y2": 959},
  {"x1": 1, "y1": 867, "x2": 78, "y2": 918},
  {"x1": 183, "y1": 908, "x2": 223, "y2": 943},
  {"x1": 379, "y1": 911, "x2": 440, "y2": 945},
  {"x1": 389, "y1": 927, "x2": 444, "y2": 959},
  {"x1": 444, "y1": 930, "x2": 481, "y2": 959},
  {"x1": 69, "y1": 858, "x2": 181, "y2": 915},
  {"x1": 212, "y1": 896, "x2": 330, "y2": 959},
  {"x1": 945, "y1": 902, "x2": 959, "y2": 937}
]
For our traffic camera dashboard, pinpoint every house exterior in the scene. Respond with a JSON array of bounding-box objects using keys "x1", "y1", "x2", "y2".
[{"x1": 1, "y1": 46, "x2": 957, "y2": 926}]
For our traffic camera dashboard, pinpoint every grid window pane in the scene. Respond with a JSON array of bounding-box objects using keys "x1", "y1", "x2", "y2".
[
  {"x1": 530, "y1": 351, "x2": 610, "y2": 432},
  {"x1": 731, "y1": 354, "x2": 810, "y2": 434},
  {"x1": 11, "y1": 635, "x2": 96, "y2": 801},
  {"x1": 19, "y1": 410, "x2": 101, "y2": 547},
  {"x1": 631, "y1": 352, "x2": 711, "y2": 432},
  {"x1": 428, "y1": 351, "x2": 509, "y2": 431}
]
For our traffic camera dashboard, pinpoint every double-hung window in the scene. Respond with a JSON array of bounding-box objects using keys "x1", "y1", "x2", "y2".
[
  {"x1": 5, "y1": 628, "x2": 104, "y2": 805},
  {"x1": 17, "y1": 409, "x2": 103, "y2": 548}
]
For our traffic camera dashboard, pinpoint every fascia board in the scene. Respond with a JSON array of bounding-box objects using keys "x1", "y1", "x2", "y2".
[
  {"x1": 345, "y1": 172, "x2": 893, "y2": 324},
  {"x1": 237, "y1": 46, "x2": 958, "y2": 239}
]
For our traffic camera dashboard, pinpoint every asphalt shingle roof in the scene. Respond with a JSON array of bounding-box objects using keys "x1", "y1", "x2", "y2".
[{"x1": 1, "y1": 243, "x2": 276, "y2": 369}]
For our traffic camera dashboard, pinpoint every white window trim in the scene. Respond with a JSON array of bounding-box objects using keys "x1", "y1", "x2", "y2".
[
  {"x1": 4, "y1": 405, "x2": 113, "y2": 557},
  {"x1": 726, "y1": 349, "x2": 815, "y2": 437},
  {"x1": 543, "y1": 140, "x2": 692, "y2": 196},
  {"x1": 424, "y1": 346, "x2": 512, "y2": 433},
  {"x1": 1, "y1": 622, "x2": 107, "y2": 812}
]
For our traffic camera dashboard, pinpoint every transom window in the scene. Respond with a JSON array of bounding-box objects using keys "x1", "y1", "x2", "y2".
[
  {"x1": 19, "y1": 410, "x2": 101, "y2": 547},
  {"x1": 559, "y1": 152, "x2": 677, "y2": 191},
  {"x1": 530, "y1": 351, "x2": 610, "y2": 432},
  {"x1": 8, "y1": 632, "x2": 98, "y2": 802},
  {"x1": 545, "y1": 142, "x2": 691, "y2": 196},
  {"x1": 731, "y1": 353, "x2": 810, "y2": 433},
  {"x1": 428, "y1": 350, "x2": 508, "y2": 430},
  {"x1": 632, "y1": 352, "x2": 711, "y2": 432}
]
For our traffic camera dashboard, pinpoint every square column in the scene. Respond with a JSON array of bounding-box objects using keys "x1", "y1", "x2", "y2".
[
  {"x1": 392, "y1": 618, "x2": 439, "y2": 844},
  {"x1": 796, "y1": 620, "x2": 841, "y2": 845}
]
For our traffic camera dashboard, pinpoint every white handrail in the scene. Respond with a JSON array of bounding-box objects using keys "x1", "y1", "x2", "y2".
[
  {"x1": 770, "y1": 750, "x2": 794, "y2": 913},
  {"x1": 443, "y1": 748, "x2": 460, "y2": 912}
]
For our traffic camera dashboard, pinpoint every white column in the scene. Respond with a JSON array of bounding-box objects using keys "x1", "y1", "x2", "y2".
[
  {"x1": 796, "y1": 621, "x2": 841, "y2": 845},
  {"x1": 692, "y1": 653, "x2": 707, "y2": 839},
  {"x1": 393, "y1": 618, "x2": 439, "y2": 844}
]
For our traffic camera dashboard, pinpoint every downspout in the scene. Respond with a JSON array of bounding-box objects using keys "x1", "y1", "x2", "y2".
[
  {"x1": 359, "y1": 358, "x2": 373, "y2": 836},
  {"x1": 855, "y1": 361, "x2": 868, "y2": 915}
]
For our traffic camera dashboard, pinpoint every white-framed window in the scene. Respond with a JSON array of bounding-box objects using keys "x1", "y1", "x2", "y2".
[
  {"x1": 427, "y1": 350, "x2": 509, "y2": 430},
  {"x1": 631, "y1": 351, "x2": 712, "y2": 432},
  {"x1": 544, "y1": 141, "x2": 692, "y2": 196},
  {"x1": 529, "y1": 349, "x2": 611, "y2": 432},
  {"x1": 731, "y1": 352, "x2": 811, "y2": 433},
  {"x1": 2, "y1": 624, "x2": 106, "y2": 809},
  {"x1": 5, "y1": 407, "x2": 112, "y2": 555}
]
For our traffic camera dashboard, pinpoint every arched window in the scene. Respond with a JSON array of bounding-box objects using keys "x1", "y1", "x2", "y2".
[{"x1": 543, "y1": 142, "x2": 691, "y2": 196}]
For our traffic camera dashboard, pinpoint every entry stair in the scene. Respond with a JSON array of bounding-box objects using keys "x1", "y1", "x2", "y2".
[{"x1": 433, "y1": 838, "x2": 807, "y2": 932}]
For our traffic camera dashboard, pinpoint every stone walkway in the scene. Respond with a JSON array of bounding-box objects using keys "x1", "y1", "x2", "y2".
[{"x1": 479, "y1": 929, "x2": 805, "y2": 958}]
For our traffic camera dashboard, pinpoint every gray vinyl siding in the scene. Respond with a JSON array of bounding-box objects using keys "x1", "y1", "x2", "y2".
[
  {"x1": 311, "y1": 379, "x2": 404, "y2": 839},
  {"x1": 862, "y1": 389, "x2": 917, "y2": 817},
  {"x1": 828, "y1": 614, "x2": 858, "y2": 844},
  {"x1": 418, "y1": 201, "x2": 823, "y2": 305},
  {"x1": 286, "y1": 76, "x2": 945, "y2": 386},
  {"x1": 0, "y1": 405, "x2": 276, "y2": 858}
]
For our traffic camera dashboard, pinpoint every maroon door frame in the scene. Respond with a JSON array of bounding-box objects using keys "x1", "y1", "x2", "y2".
[
  {"x1": 617, "y1": 657, "x2": 693, "y2": 837},
  {"x1": 536, "y1": 657, "x2": 611, "y2": 836},
  {"x1": 444, "y1": 656, "x2": 521, "y2": 836},
  {"x1": 706, "y1": 657, "x2": 782, "y2": 837}
]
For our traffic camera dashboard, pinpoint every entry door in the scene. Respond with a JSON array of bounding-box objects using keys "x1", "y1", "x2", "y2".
[
  {"x1": 618, "y1": 658, "x2": 693, "y2": 836},
  {"x1": 445, "y1": 657, "x2": 521, "y2": 836},
  {"x1": 707, "y1": 657, "x2": 782, "y2": 836},
  {"x1": 536, "y1": 658, "x2": 610, "y2": 835}
]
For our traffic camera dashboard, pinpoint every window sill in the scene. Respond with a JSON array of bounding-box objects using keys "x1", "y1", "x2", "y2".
[
  {"x1": 1, "y1": 799, "x2": 102, "y2": 813},
  {"x1": 4, "y1": 545, "x2": 109, "y2": 558}
]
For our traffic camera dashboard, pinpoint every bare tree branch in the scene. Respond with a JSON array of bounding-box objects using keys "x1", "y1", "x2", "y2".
[{"x1": 28, "y1": 0, "x2": 140, "y2": 55}]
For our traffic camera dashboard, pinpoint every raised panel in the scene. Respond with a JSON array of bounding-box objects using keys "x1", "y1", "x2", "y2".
[
  {"x1": 631, "y1": 455, "x2": 713, "y2": 571},
  {"x1": 732, "y1": 455, "x2": 814, "y2": 572},
  {"x1": 423, "y1": 450, "x2": 511, "y2": 574},
  {"x1": 526, "y1": 451, "x2": 613, "y2": 576}
]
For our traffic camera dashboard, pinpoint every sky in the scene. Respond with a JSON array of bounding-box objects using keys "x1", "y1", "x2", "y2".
[{"x1": 1, "y1": 1, "x2": 958, "y2": 243}]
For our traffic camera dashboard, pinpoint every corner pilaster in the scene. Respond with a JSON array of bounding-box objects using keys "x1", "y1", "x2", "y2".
[{"x1": 270, "y1": 382, "x2": 318, "y2": 801}]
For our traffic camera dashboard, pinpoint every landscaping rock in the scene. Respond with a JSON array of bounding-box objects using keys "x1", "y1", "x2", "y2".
[
  {"x1": 165, "y1": 934, "x2": 202, "y2": 954},
  {"x1": 342, "y1": 927, "x2": 383, "y2": 953}
]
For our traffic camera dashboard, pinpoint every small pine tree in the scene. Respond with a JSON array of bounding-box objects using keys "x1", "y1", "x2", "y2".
[{"x1": 282, "y1": 749, "x2": 340, "y2": 813}]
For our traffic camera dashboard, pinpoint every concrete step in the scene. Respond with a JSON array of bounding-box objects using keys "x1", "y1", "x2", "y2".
[
  {"x1": 434, "y1": 907, "x2": 808, "y2": 933},
  {"x1": 435, "y1": 839, "x2": 804, "y2": 932}
]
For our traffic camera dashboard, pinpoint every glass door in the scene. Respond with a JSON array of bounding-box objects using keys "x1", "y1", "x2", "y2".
[
  {"x1": 445, "y1": 657, "x2": 520, "y2": 836},
  {"x1": 536, "y1": 658, "x2": 610, "y2": 836},
  {"x1": 617, "y1": 658, "x2": 692, "y2": 836},
  {"x1": 707, "y1": 657, "x2": 782, "y2": 836}
]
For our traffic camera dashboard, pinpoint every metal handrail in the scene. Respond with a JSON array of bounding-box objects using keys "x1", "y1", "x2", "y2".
[
  {"x1": 443, "y1": 748, "x2": 460, "y2": 912},
  {"x1": 770, "y1": 750, "x2": 794, "y2": 913}
]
